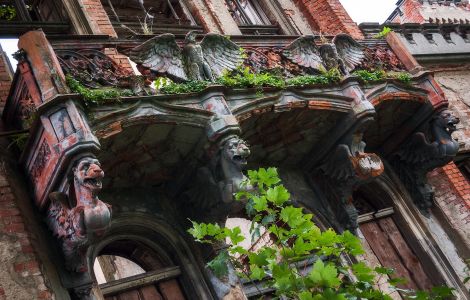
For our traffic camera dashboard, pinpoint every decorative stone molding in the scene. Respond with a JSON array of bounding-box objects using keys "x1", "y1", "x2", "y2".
[
  {"x1": 47, "y1": 156, "x2": 111, "y2": 272},
  {"x1": 392, "y1": 109, "x2": 460, "y2": 211}
]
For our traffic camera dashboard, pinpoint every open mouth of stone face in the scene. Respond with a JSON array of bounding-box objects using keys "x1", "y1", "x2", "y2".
[
  {"x1": 447, "y1": 122, "x2": 457, "y2": 132},
  {"x1": 233, "y1": 154, "x2": 248, "y2": 164},
  {"x1": 84, "y1": 177, "x2": 102, "y2": 188}
]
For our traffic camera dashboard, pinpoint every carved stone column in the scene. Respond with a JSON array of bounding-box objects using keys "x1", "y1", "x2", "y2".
[
  {"x1": 391, "y1": 109, "x2": 460, "y2": 212},
  {"x1": 318, "y1": 132, "x2": 384, "y2": 231}
]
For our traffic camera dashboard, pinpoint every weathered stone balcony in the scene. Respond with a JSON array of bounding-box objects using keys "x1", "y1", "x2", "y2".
[{"x1": 1, "y1": 29, "x2": 462, "y2": 297}]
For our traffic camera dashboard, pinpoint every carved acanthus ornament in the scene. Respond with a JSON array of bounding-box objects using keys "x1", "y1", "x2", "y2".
[
  {"x1": 319, "y1": 133, "x2": 384, "y2": 231},
  {"x1": 47, "y1": 157, "x2": 111, "y2": 272},
  {"x1": 393, "y1": 109, "x2": 460, "y2": 211}
]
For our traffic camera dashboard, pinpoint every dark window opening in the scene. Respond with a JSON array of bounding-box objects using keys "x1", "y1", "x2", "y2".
[
  {"x1": 95, "y1": 239, "x2": 187, "y2": 300},
  {"x1": 0, "y1": 0, "x2": 69, "y2": 35},
  {"x1": 224, "y1": 0, "x2": 279, "y2": 35},
  {"x1": 0, "y1": 0, "x2": 68, "y2": 22},
  {"x1": 101, "y1": 0, "x2": 201, "y2": 36},
  {"x1": 457, "y1": 159, "x2": 470, "y2": 182}
]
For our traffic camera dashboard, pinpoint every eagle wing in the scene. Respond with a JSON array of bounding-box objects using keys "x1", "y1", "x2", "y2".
[
  {"x1": 129, "y1": 33, "x2": 188, "y2": 81},
  {"x1": 283, "y1": 35, "x2": 324, "y2": 70},
  {"x1": 333, "y1": 34, "x2": 365, "y2": 73},
  {"x1": 321, "y1": 144, "x2": 355, "y2": 181},
  {"x1": 396, "y1": 132, "x2": 439, "y2": 164},
  {"x1": 201, "y1": 33, "x2": 243, "y2": 78},
  {"x1": 47, "y1": 192, "x2": 71, "y2": 239}
]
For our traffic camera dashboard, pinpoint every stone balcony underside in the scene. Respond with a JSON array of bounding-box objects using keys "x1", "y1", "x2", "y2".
[
  {"x1": 87, "y1": 80, "x2": 433, "y2": 191},
  {"x1": 1, "y1": 31, "x2": 458, "y2": 280}
]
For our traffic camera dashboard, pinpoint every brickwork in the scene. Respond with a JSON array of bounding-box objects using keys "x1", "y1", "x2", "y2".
[
  {"x1": 390, "y1": 0, "x2": 425, "y2": 23},
  {"x1": 0, "y1": 163, "x2": 54, "y2": 300},
  {"x1": 295, "y1": 0, "x2": 364, "y2": 39},
  {"x1": 103, "y1": 48, "x2": 134, "y2": 74},
  {"x1": 428, "y1": 163, "x2": 470, "y2": 245},
  {"x1": 390, "y1": 0, "x2": 470, "y2": 23},
  {"x1": 0, "y1": 48, "x2": 12, "y2": 112},
  {"x1": 81, "y1": 0, "x2": 117, "y2": 37}
]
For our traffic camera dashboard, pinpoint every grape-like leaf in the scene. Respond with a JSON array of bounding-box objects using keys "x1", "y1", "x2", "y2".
[
  {"x1": 267, "y1": 185, "x2": 290, "y2": 206},
  {"x1": 309, "y1": 260, "x2": 341, "y2": 288},
  {"x1": 207, "y1": 251, "x2": 229, "y2": 278}
]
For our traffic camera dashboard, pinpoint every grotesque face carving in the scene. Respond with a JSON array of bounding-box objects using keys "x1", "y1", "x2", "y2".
[
  {"x1": 73, "y1": 158, "x2": 104, "y2": 192},
  {"x1": 434, "y1": 110, "x2": 460, "y2": 134},
  {"x1": 222, "y1": 137, "x2": 250, "y2": 168}
]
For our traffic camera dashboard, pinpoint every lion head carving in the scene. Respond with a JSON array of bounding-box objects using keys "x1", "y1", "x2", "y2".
[
  {"x1": 221, "y1": 137, "x2": 250, "y2": 170},
  {"x1": 73, "y1": 157, "x2": 104, "y2": 193},
  {"x1": 433, "y1": 109, "x2": 460, "y2": 135}
]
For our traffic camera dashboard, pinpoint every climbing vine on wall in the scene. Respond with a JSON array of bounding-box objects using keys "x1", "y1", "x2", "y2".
[{"x1": 189, "y1": 167, "x2": 453, "y2": 300}]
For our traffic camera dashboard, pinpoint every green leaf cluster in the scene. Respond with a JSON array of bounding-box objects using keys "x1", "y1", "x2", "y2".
[
  {"x1": 0, "y1": 5, "x2": 16, "y2": 21},
  {"x1": 374, "y1": 26, "x2": 393, "y2": 39},
  {"x1": 188, "y1": 167, "x2": 454, "y2": 299},
  {"x1": 159, "y1": 80, "x2": 210, "y2": 94},
  {"x1": 353, "y1": 70, "x2": 412, "y2": 85},
  {"x1": 66, "y1": 75, "x2": 134, "y2": 105},
  {"x1": 286, "y1": 68, "x2": 342, "y2": 87},
  {"x1": 217, "y1": 66, "x2": 286, "y2": 89}
]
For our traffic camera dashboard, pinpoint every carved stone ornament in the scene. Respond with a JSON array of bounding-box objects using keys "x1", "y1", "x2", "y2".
[
  {"x1": 283, "y1": 34, "x2": 366, "y2": 75},
  {"x1": 55, "y1": 49, "x2": 149, "y2": 94},
  {"x1": 393, "y1": 109, "x2": 460, "y2": 211},
  {"x1": 129, "y1": 31, "x2": 243, "y2": 82},
  {"x1": 319, "y1": 133, "x2": 384, "y2": 231},
  {"x1": 47, "y1": 157, "x2": 111, "y2": 272},
  {"x1": 186, "y1": 136, "x2": 251, "y2": 219}
]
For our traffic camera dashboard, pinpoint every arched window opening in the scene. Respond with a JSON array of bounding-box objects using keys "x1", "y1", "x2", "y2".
[
  {"x1": 353, "y1": 184, "x2": 437, "y2": 293},
  {"x1": 94, "y1": 239, "x2": 186, "y2": 300},
  {"x1": 224, "y1": 0, "x2": 279, "y2": 35},
  {"x1": 101, "y1": 0, "x2": 200, "y2": 36},
  {"x1": 94, "y1": 255, "x2": 146, "y2": 284}
]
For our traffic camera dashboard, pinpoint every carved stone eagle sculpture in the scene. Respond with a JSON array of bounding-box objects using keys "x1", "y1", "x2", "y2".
[
  {"x1": 283, "y1": 34, "x2": 365, "y2": 75},
  {"x1": 130, "y1": 31, "x2": 243, "y2": 82}
]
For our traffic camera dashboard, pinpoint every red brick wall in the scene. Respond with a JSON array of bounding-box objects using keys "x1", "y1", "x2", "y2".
[
  {"x1": 0, "y1": 49, "x2": 12, "y2": 113},
  {"x1": 0, "y1": 164, "x2": 54, "y2": 300},
  {"x1": 428, "y1": 162, "x2": 470, "y2": 246},
  {"x1": 81, "y1": 0, "x2": 117, "y2": 37},
  {"x1": 295, "y1": 0, "x2": 364, "y2": 39},
  {"x1": 390, "y1": 0, "x2": 425, "y2": 23}
]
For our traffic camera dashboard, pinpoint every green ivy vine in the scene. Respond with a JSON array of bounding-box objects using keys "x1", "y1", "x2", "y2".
[
  {"x1": 66, "y1": 75, "x2": 134, "y2": 106},
  {"x1": 188, "y1": 167, "x2": 454, "y2": 300}
]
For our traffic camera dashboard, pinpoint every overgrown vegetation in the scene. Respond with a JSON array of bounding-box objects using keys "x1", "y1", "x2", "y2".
[
  {"x1": 66, "y1": 75, "x2": 134, "y2": 105},
  {"x1": 189, "y1": 167, "x2": 453, "y2": 300},
  {"x1": 286, "y1": 68, "x2": 342, "y2": 87},
  {"x1": 8, "y1": 132, "x2": 28, "y2": 151},
  {"x1": 66, "y1": 67, "x2": 413, "y2": 102},
  {"x1": 374, "y1": 26, "x2": 392, "y2": 39},
  {"x1": 353, "y1": 70, "x2": 411, "y2": 84},
  {"x1": 159, "y1": 80, "x2": 210, "y2": 95},
  {"x1": 0, "y1": 5, "x2": 16, "y2": 21},
  {"x1": 217, "y1": 66, "x2": 286, "y2": 89}
]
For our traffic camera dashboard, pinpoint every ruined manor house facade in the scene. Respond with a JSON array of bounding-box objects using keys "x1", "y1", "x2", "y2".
[{"x1": 0, "y1": 0, "x2": 469, "y2": 299}]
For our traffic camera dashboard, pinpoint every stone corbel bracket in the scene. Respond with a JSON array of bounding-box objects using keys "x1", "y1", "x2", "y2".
[
  {"x1": 391, "y1": 109, "x2": 460, "y2": 212},
  {"x1": 318, "y1": 132, "x2": 384, "y2": 232},
  {"x1": 47, "y1": 156, "x2": 111, "y2": 272},
  {"x1": 185, "y1": 114, "x2": 251, "y2": 221}
]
